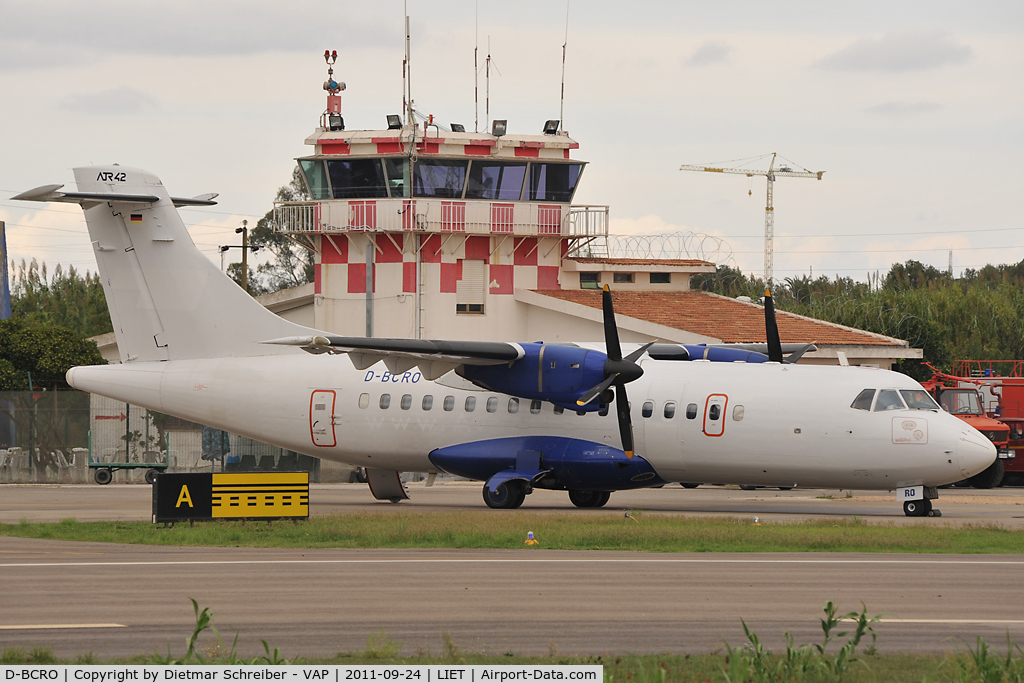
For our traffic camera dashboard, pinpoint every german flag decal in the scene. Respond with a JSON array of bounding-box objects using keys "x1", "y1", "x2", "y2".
[{"x1": 130, "y1": 214, "x2": 143, "y2": 223}]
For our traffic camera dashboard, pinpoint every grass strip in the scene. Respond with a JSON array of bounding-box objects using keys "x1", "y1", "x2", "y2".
[{"x1": 3, "y1": 513, "x2": 1024, "y2": 553}]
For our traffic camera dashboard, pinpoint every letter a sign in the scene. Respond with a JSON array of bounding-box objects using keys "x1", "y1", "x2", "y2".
[{"x1": 176, "y1": 485, "x2": 193, "y2": 508}]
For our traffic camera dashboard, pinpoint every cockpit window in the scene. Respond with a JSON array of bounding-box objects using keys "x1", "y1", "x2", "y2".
[
  {"x1": 851, "y1": 389, "x2": 876, "y2": 411},
  {"x1": 874, "y1": 389, "x2": 906, "y2": 412},
  {"x1": 900, "y1": 389, "x2": 939, "y2": 411}
]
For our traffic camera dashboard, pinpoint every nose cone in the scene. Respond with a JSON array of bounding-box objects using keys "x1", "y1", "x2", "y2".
[{"x1": 958, "y1": 429, "x2": 997, "y2": 478}]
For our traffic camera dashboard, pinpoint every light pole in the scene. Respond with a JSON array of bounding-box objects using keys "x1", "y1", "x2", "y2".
[{"x1": 219, "y1": 220, "x2": 259, "y2": 293}]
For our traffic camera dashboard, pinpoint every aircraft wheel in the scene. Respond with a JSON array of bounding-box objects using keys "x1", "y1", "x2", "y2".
[
  {"x1": 568, "y1": 490, "x2": 607, "y2": 508},
  {"x1": 94, "y1": 468, "x2": 112, "y2": 485},
  {"x1": 969, "y1": 459, "x2": 1005, "y2": 489},
  {"x1": 483, "y1": 482, "x2": 521, "y2": 509},
  {"x1": 739, "y1": 484, "x2": 760, "y2": 491},
  {"x1": 144, "y1": 469, "x2": 159, "y2": 485},
  {"x1": 903, "y1": 499, "x2": 932, "y2": 517},
  {"x1": 680, "y1": 483, "x2": 701, "y2": 489}
]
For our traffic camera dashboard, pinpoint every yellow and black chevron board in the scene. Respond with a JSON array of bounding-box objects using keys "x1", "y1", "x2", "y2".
[{"x1": 153, "y1": 472, "x2": 309, "y2": 522}]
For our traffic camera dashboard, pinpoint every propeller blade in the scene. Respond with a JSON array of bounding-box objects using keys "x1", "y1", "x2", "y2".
[
  {"x1": 602, "y1": 285, "x2": 622, "y2": 361},
  {"x1": 577, "y1": 373, "x2": 618, "y2": 407},
  {"x1": 614, "y1": 382, "x2": 635, "y2": 458},
  {"x1": 624, "y1": 341, "x2": 656, "y2": 364},
  {"x1": 763, "y1": 287, "x2": 784, "y2": 363},
  {"x1": 783, "y1": 342, "x2": 816, "y2": 364}
]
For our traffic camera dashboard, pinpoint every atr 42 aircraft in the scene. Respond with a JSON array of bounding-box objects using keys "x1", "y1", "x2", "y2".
[{"x1": 15, "y1": 166, "x2": 996, "y2": 516}]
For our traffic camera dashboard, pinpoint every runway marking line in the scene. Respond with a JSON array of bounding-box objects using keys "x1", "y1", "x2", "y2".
[
  {"x1": 0, "y1": 624, "x2": 126, "y2": 630},
  {"x1": 3, "y1": 558, "x2": 1024, "y2": 568}
]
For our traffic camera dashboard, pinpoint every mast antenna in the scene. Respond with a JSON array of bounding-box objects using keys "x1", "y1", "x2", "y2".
[
  {"x1": 474, "y1": 1, "x2": 479, "y2": 133},
  {"x1": 485, "y1": 37, "x2": 500, "y2": 130},
  {"x1": 404, "y1": 2, "x2": 413, "y2": 125},
  {"x1": 559, "y1": 0, "x2": 569, "y2": 132}
]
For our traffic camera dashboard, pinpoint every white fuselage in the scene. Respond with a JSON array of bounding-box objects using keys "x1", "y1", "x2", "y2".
[{"x1": 67, "y1": 353, "x2": 995, "y2": 489}]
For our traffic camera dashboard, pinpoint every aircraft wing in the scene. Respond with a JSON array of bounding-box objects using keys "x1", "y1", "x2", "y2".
[{"x1": 262, "y1": 335, "x2": 523, "y2": 379}]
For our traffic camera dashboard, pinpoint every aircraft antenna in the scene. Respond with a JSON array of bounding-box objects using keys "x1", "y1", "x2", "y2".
[
  {"x1": 559, "y1": 0, "x2": 569, "y2": 132},
  {"x1": 680, "y1": 152, "x2": 825, "y2": 287}
]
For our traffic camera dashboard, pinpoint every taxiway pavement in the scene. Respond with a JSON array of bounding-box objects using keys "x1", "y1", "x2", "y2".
[{"x1": 1, "y1": 536, "x2": 1022, "y2": 659}]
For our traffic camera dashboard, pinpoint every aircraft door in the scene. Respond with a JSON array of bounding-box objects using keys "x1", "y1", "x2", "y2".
[
  {"x1": 702, "y1": 394, "x2": 728, "y2": 437},
  {"x1": 309, "y1": 390, "x2": 337, "y2": 447}
]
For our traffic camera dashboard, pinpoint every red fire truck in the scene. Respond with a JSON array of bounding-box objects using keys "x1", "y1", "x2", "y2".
[
  {"x1": 922, "y1": 363, "x2": 1014, "y2": 488},
  {"x1": 952, "y1": 361, "x2": 1024, "y2": 486}
]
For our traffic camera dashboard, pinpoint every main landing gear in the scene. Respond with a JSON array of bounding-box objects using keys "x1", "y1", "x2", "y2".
[
  {"x1": 482, "y1": 481, "x2": 527, "y2": 509},
  {"x1": 568, "y1": 490, "x2": 611, "y2": 508}
]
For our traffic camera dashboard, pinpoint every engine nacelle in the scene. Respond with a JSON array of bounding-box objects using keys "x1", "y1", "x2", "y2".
[
  {"x1": 458, "y1": 342, "x2": 608, "y2": 410},
  {"x1": 428, "y1": 436, "x2": 667, "y2": 491}
]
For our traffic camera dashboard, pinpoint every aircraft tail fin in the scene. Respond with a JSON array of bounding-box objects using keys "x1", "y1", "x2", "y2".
[{"x1": 17, "y1": 166, "x2": 316, "y2": 363}]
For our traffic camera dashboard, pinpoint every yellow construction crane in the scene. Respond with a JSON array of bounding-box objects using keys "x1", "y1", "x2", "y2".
[{"x1": 680, "y1": 152, "x2": 824, "y2": 285}]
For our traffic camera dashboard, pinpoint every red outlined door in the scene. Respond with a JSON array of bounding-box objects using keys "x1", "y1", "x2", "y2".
[
  {"x1": 702, "y1": 394, "x2": 729, "y2": 437},
  {"x1": 309, "y1": 390, "x2": 337, "y2": 447}
]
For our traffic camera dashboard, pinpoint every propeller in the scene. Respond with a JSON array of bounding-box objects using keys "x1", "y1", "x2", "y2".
[
  {"x1": 762, "y1": 287, "x2": 784, "y2": 363},
  {"x1": 576, "y1": 285, "x2": 653, "y2": 458}
]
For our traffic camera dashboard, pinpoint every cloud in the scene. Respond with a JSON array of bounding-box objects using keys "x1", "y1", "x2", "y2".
[
  {"x1": 865, "y1": 101, "x2": 942, "y2": 116},
  {"x1": 815, "y1": 30, "x2": 972, "y2": 72},
  {"x1": 686, "y1": 41, "x2": 732, "y2": 66},
  {"x1": 60, "y1": 86, "x2": 158, "y2": 114}
]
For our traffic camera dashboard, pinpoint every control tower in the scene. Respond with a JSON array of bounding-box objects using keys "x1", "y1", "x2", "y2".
[{"x1": 273, "y1": 54, "x2": 712, "y2": 342}]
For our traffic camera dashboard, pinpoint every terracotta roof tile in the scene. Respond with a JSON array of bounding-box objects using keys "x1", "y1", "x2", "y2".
[
  {"x1": 569, "y1": 258, "x2": 714, "y2": 267},
  {"x1": 534, "y1": 290, "x2": 905, "y2": 347}
]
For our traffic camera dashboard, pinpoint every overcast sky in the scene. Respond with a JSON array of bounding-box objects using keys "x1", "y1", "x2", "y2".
[{"x1": 1, "y1": 0, "x2": 1021, "y2": 282}]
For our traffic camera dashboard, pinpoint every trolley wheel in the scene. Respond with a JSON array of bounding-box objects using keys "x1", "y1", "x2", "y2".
[
  {"x1": 94, "y1": 468, "x2": 113, "y2": 485},
  {"x1": 145, "y1": 469, "x2": 159, "y2": 485}
]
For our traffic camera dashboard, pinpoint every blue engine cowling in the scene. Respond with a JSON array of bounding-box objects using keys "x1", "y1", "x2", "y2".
[
  {"x1": 458, "y1": 342, "x2": 609, "y2": 410},
  {"x1": 428, "y1": 436, "x2": 667, "y2": 491}
]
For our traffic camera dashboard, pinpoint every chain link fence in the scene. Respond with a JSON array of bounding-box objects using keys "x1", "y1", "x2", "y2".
[{"x1": 1, "y1": 391, "x2": 359, "y2": 484}]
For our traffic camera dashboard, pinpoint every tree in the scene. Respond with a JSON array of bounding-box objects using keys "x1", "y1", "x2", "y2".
[
  {"x1": 0, "y1": 318, "x2": 106, "y2": 390},
  {"x1": 228, "y1": 168, "x2": 315, "y2": 295},
  {"x1": 10, "y1": 258, "x2": 112, "y2": 338}
]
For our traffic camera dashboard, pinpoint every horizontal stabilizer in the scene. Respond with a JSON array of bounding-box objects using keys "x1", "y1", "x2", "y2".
[{"x1": 13, "y1": 184, "x2": 159, "y2": 205}]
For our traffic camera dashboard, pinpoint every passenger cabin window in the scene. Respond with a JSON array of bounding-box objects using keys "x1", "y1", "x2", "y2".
[
  {"x1": 851, "y1": 389, "x2": 876, "y2": 411},
  {"x1": 733, "y1": 405, "x2": 745, "y2": 421},
  {"x1": 414, "y1": 160, "x2": 468, "y2": 198},
  {"x1": 642, "y1": 401, "x2": 654, "y2": 418},
  {"x1": 327, "y1": 159, "x2": 388, "y2": 199},
  {"x1": 508, "y1": 398, "x2": 519, "y2": 414},
  {"x1": 528, "y1": 163, "x2": 583, "y2": 202},
  {"x1": 874, "y1": 390, "x2": 905, "y2": 412},
  {"x1": 579, "y1": 273, "x2": 600, "y2": 289},
  {"x1": 443, "y1": 395, "x2": 455, "y2": 411},
  {"x1": 299, "y1": 160, "x2": 331, "y2": 200},
  {"x1": 401, "y1": 394, "x2": 412, "y2": 410},
  {"x1": 422, "y1": 395, "x2": 433, "y2": 411},
  {"x1": 486, "y1": 397, "x2": 498, "y2": 413},
  {"x1": 358, "y1": 393, "x2": 370, "y2": 409},
  {"x1": 379, "y1": 394, "x2": 391, "y2": 409},
  {"x1": 465, "y1": 160, "x2": 527, "y2": 200},
  {"x1": 465, "y1": 396, "x2": 477, "y2": 412},
  {"x1": 901, "y1": 389, "x2": 939, "y2": 410},
  {"x1": 650, "y1": 273, "x2": 671, "y2": 284},
  {"x1": 613, "y1": 273, "x2": 634, "y2": 283},
  {"x1": 530, "y1": 400, "x2": 542, "y2": 414},
  {"x1": 664, "y1": 402, "x2": 676, "y2": 419},
  {"x1": 686, "y1": 403, "x2": 698, "y2": 419}
]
